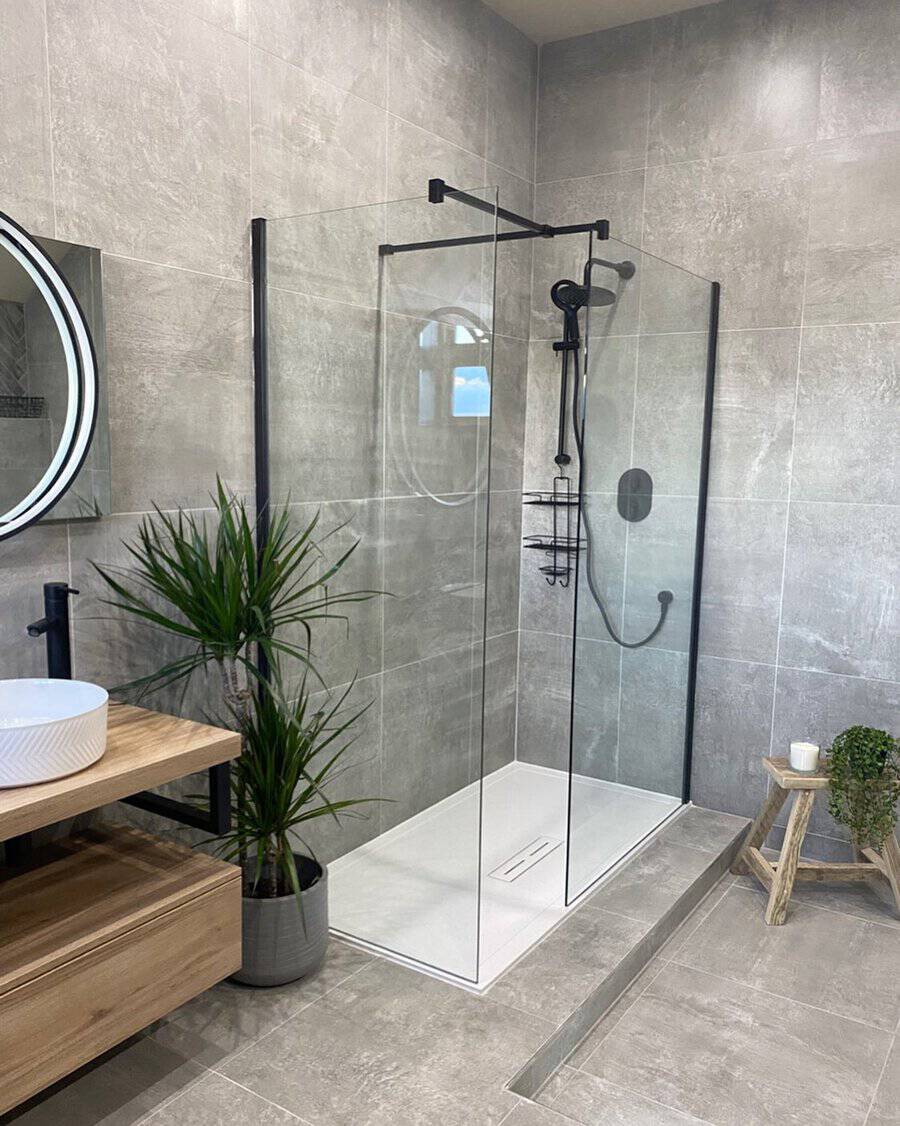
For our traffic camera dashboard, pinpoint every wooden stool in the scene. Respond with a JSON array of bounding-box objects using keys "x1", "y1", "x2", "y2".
[{"x1": 732, "y1": 756, "x2": 900, "y2": 925}]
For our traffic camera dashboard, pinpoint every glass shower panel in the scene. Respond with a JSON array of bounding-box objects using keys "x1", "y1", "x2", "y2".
[
  {"x1": 265, "y1": 188, "x2": 497, "y2": 982},
  {"x1": 566, "y1": 238, "x2": 715, "y2": 902}
]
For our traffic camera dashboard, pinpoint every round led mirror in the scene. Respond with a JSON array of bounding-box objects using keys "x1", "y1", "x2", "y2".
[{"x1": 0, "y1": 211, "x2": 98, "y2": 540}]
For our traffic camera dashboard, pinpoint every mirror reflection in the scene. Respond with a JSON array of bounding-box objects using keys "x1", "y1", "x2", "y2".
[{"x1": 0, "y1": 234, "x2": 109, "y2": 522}]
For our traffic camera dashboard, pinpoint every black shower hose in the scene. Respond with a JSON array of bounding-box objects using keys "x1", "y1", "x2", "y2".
[{"x1": 562, "y1": 321, "x2": 673, "y2": 649}]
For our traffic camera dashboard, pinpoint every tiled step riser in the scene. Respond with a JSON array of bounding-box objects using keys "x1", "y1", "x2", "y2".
[{"x1": 508, "y1": 826, "x2": 747, "y2": 1099}]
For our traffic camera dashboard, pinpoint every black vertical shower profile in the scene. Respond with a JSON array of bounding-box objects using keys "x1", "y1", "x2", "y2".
[
  {"x1": 680, "y1": 280, "x2": 720, "y2": 804},
  {"x1": 252, "y1": 216, "x2": 271, "y2": 685}
]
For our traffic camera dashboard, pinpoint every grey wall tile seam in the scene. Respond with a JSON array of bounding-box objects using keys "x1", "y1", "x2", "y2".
[
  {"x1": 101, "y1": 250, "x2": 250, "y2": 288},
  {"x1": 534, "y1": 129, "x2": 900, "y2": 187},
  {"x1": 40, "y1": 0, "x2": 58, "y2": 239},
  {"x1": 764, "y1": 313, "x2": 804, "y2": 755},
  {"x1": 667, "y1": 944, "x2": 897, "y2": 1038}
]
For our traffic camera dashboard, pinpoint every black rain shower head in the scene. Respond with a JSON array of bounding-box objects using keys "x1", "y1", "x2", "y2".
[{"x1": 550, "y1": 279, "x2": 616, "y2": 314}]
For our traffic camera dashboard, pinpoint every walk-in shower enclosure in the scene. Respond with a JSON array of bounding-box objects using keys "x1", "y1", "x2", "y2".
[{"x1": 253, "y1": 182, "x2": 719, "y2": 988}]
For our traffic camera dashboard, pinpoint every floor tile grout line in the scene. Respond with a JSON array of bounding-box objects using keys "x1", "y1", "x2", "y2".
[
  {"x1": 131, "y1": 1051, "x2": 218, "y2": 1125},
  {"x1": 548, "y1": 1067, "x2": 718, "y2": 1126},
  {"x1": 205, "y1": 1071, "x2": 309, "y2": 1123},
  {"x1": 728, "y1": 880, "x2": 900, "y2": 933},
  {"x1": 863, "y1": 1030, "x2": 896, "y2": 1126},
  {"x1": 208, "y1": 952, "x2": 377, "y2": 1071},
  {"x1": 666, "y1": 952, "x2": 897, "y2": 1037}
]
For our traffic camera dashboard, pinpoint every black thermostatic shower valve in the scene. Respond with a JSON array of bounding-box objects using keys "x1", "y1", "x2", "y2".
[{"x1": 617, "y1": 468, "x2": 653, "y2": 522}]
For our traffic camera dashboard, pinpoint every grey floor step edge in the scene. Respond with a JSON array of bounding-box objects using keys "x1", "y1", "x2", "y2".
[{"x1": 507, "y1": 825, "x2": 748, "y2": 1100}]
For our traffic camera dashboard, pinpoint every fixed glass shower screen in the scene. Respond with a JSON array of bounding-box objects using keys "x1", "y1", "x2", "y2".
[{"x1": 263, "y1": 187, "x2": 498, "y2": 982}]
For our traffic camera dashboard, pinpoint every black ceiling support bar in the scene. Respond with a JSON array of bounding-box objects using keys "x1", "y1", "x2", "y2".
[
  {"x1": 376, "y1": 219, "x2": 608, "y2": 257},
  {"x1": 429, "y1": 177, "x2": 553, "y2": 237}
]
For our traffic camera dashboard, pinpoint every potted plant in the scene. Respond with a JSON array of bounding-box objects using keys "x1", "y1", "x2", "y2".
[
  {"x1": 826, "y1": 725, "x2": 900, "y2": 850},
  {"x1": 92, "y1": 479, "x2": 379, "y2": 985},
  {"x1": 217, "y1": 680, "x2": 374, "y2": 986}
]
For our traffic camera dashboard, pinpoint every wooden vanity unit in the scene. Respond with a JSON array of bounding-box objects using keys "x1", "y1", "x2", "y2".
[{"x1": 0, "y1": 705, "x2": 241, "y2": 1114}]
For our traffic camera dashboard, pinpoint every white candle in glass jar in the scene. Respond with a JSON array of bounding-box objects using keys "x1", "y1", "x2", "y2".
[{"x1": 790, "y1": 741, "x2": 820, "y2": 773}]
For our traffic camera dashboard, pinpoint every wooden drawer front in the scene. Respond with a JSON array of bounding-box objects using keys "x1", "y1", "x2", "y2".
[{"x1": 0, "y1": 877, "x2": 240, "y2": 1114}]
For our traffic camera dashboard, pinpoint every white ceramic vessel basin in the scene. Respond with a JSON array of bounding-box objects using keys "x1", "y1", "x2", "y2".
[{"x1": 0, "y1": 679, "x2": 108, "y2": 788}]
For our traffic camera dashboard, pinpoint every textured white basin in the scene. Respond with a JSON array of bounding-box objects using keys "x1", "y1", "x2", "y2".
[{"x1": 0, "y1": 679, "x2": 108, "y2": 788}]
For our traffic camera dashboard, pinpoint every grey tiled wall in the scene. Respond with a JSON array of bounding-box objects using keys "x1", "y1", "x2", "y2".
[
  {"x1": 524, "y1": 0, "x2": 899, "y2": 859},
  {"x1": 0, "y1": 0, "x2": 535, "y2": 862}
]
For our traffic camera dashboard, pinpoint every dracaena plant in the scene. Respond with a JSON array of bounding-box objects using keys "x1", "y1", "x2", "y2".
[
  {"x1": 216, "y1": 679, "x2": 378, "y2": 899},
  {"x1": 91, "y1": 478, "x2": 374, "y2": 729}
]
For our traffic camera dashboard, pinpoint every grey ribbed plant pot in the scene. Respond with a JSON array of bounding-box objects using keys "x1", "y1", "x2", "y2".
[{"x1": 233, "y1": 859, "x2": 328, "y2": 987}]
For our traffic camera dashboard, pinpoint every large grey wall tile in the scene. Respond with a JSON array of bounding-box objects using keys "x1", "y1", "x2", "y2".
[
  {"x1": 699, "y1": 499, "x2": 787, "y2": 664},
  {"x1": 618, "y1": 647, "x2": 688, "y2": 797},
  {"x1": 631, "y1": 331, "x2": 708, "y2": 496},
  {"x1": 0, "y1": 522, "x2": 70, "y2": 681},
  {"x1": 250, "y1": 0, "x2": 386, "y2": 106},
  {"x1": 537, "y1": 23, "x2": 651, "y2": 181},
  {"x1": 48, "y1": 0, "x2": 249, "y2": 278},
  {"x1": 251, "y1": 47, "x2": 386, "y2": 219},
  {"x1": 492, "y1": 169, "x2": 534, "y2": 341},
  {"x1": 648, "y1": 0, "x2": 819, "y2": 165},
  {"x1": 804, "y1": 132, "x2": 900, "y2": 326},
  {"x1": 387, "y1": 0, "x2": 489, "y2": 158},
  {"x1": 817, "y1": 0, "x2": 900, "y2": 141},
  {"x1": 304, "y1": 674, "x2": 383, "y2": 863},
  {"x1": 571, "y1": 636, "x2": 621, "y2": 782},
  {"x1": 676, "y1": 884, "x2": 900, "y2": 1030},
  {"x1": 380, "y1": 649, "x2": 475, "y2": 828},
  {"x1": 583, "y1": 959, "x2": 891, "y2": 1126},
  {"x1": 792, "y1": 323, "x2": 898, "y2": 504},
  {"x1": 283, "y1": 499, "x2": 383, "y2": 689},
  {"x1": 708, "y1": 328, "x2": 799, "y2": 501},
  {"x1": 531, "y1": 172, "x2": 644, "y2": 340},
  {"x1": 268, "y1": 287, "x2": 381, "y2": 505},
  {"x1": 779, "y1": 502, "x2": 898, "y2": 680},
  {"x1": 487, "y1": 490, "x2": 522, "y2": 638},
  {"x1": 488, "y1": 334, "x2": 527, "y2": 494},
  {"x1": 382, "y1": 494, "x2": 482, "y2": 669},
  {"x1": 770, "y1": 665, "x2": 900, "y2": 841},
  {"x1": 522, "y1": 339, "x2": 571, "y2": 489},
  {"x1": 0, "y1": 0, "x2": 54, "y2": 232},
  {"x1": 643, "y1": 147, "x2": 811, "y2": 330},
  {"x1": 102, "y1": 257, "x2": 251, "y2": 513},
  {"x1": 69, "y1": 512, "x2": 225, "y2": 722},
  {"x1": 482, "y1": 630, "x2": 518, "y2": 776},
  {"x1": 623, "y1": 496, "x2": 698, "y2": 655},
  {"x1": 516, "y1": 629, "x2": 571, "y2": 772},
  {"x1": 386, "y1": 114, "x2": 484, "y2": 199},
  {"x1": 691, "y1": 656, "x2": 775, "y2": 818},
  {"x1": 484, "y1": 10, "x2": 537, "y2": 181},
  {"x1": 179, "y1": 0, "x2": 248, "y2": 38}
]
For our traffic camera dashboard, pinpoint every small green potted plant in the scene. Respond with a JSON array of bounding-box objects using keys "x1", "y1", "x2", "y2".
[
  {"x1": 217, "y1": 679, "x2": 374, "y2": 986},
  {"x1": 826, "y1": 726, "x2": 900, "y2": 851},
  {"x1": 92, "y1": 479, "x2": 379, "y2": 986}
]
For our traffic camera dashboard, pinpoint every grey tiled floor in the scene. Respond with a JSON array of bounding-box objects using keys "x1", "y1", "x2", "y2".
[
  {"x1": 3, "y1": 828, "x2": 896, "y2": 1126},
  {"x1": 535, "y1": 877, "x2": 900, "y2": 1126}
]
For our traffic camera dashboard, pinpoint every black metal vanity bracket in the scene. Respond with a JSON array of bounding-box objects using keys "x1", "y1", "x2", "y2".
[{"x1": 121, "y1": 762, "x2": 231, "y2": 834}]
